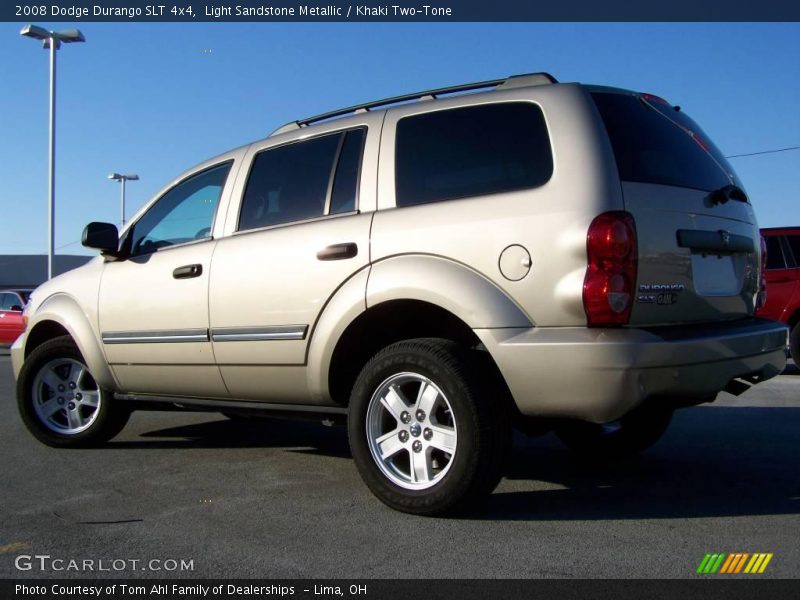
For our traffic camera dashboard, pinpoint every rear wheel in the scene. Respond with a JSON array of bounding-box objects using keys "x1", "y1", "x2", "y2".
[
  {"x1": 555, "y1": 403, "x2": 673, "y2": 459},
  {"x1": 348, "y1": 338, "x2": 509, "y2": 515},
  {"x1": 17, "y1": 336, "x2": 130, "y2": 448}
]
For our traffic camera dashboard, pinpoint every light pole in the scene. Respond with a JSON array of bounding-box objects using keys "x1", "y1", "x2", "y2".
[
  {"x1": 108, "y1": 173, "x2": 139, "y2": 227},
  {"x1": 20, "y1": 25, "x2": 85, "y2": 281}
]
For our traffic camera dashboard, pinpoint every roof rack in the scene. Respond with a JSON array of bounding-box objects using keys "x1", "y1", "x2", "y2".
[{"x1": 270, "y1": 72, "x2": 557, "y2": 136}]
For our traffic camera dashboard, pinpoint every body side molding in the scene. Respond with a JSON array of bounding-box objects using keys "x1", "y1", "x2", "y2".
[{"x1": 211, "y1": 325, "x2": 308, "y2": 342}]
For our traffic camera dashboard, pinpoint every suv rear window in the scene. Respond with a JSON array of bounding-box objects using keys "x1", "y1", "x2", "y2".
[
  {"x1": 395, "y1": 103, "x2": 552, "y2": 207},
  {"x1": 591, "y1": 91, "x2": 742, "y2": 192}
]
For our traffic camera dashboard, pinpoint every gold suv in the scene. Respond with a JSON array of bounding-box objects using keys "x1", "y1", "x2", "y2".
[{"x1": 12, "y1": 73, "x2": 787, "y2": 514}]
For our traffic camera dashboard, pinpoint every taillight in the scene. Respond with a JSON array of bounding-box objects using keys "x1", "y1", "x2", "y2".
[
  {"x1": 583, "y1": 211, "x2": 637, "y2": 327},
  {"x1": 757, "y1": 235, "x2": 768, "y2": 309}
]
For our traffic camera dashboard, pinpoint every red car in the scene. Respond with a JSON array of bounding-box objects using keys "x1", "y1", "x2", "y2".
[
  {"x1": 0, "y1": 289, "x2": 30, "y2": 347},
  {"x1": 757, "y1": 227, "x2": 800, "y2": 359}
]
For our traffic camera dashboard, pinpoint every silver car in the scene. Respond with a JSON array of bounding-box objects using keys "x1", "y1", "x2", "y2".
[{"x1": 12, "y1": 73, "x2": 787, "y2": 515}]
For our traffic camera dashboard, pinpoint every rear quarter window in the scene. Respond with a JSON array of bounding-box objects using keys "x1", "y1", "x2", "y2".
[{"x1": 394, "y1": 102, "x2": 553, "y2": 207}]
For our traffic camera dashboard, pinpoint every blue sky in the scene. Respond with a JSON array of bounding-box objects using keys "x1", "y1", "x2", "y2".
[{"x1": 1, "y1": 22, "x2": 798, "y2": 256}]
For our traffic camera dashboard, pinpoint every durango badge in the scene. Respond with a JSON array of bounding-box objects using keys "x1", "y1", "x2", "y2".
[{"x1": 637, "y1": 283, "x2": 685, "y2": 305}]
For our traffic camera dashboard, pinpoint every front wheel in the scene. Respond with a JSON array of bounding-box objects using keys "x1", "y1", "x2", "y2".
[
  {"x1": 555, "y1": 402, "x2": 673, "y2": 459},
  {"x1": 17, "y1": 336, "x2": 130, "y2": 448},
  {"x1": 348, "y1": 338, "x2": 509, "y2": 516}
]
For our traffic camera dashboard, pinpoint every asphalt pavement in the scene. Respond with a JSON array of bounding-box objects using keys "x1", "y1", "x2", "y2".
[{"x1": 1, "y1": 354, "x2": 798, "y2": 579}]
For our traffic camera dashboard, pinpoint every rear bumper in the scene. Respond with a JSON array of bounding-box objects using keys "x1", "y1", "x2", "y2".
[{"x1": 475, "y1": 318, "x2": 788, "y2": 423}]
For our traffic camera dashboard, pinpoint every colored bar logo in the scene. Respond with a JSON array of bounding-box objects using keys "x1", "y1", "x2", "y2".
[{"x1": 697, "y1": 552, "x2": 773, "y2": 574}]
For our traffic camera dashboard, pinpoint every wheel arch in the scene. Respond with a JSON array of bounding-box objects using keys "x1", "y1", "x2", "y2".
[
  {"x1": 326, "y1": 299, "x2": 485, "y2": 405},
  {"x1": 307, "y1": 255, "x2": 530, "y2": 406},
  {"x1": 22, "y1": 294, "x2": 117, "y2": 391},
  {"x1": 367, "y1": 254, "x2": 532, "y2": 330}
]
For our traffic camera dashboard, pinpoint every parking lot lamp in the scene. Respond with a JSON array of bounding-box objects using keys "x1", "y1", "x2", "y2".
[
  {"x1": 108, "y1": 173, "x2": 139, "y2": 227},
  {"x1": 20, "y1": 24, "x2": 85, "y2": 280}
]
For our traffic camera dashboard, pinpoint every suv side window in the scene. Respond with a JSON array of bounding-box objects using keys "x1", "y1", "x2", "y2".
[
  {"x1": 330, "y1": 129, "x2": 365, "y2": 215},
  {"x1": 394, "y1": 103, "x2": 553, "y2": 207},
  {"x1": 238, "y1": 128, "x2": 365, "y2": 232},
  {"x1": 785, "y1": 235, "x2": 800, "y2": 268},
  {"x1": 0, "y1": 293, "x2": 15, "y2": 311},
  {"x1": 125, "y1": 162, "x2": 231, "y2": 256},
  {"x1": 765, "y1": 236, "x2": 787, "y2": 270}
]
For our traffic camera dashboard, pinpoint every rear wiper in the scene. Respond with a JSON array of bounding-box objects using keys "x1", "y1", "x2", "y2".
[{"x1": 709, "y1": 184, "x2": 748, "y2": 205}]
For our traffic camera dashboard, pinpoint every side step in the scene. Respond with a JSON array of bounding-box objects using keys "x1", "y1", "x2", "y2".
[{"x1": 115, "y1": 393, "x2": 347, "y2": 422}]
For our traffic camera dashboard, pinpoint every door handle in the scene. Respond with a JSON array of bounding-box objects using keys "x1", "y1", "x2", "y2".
[
  {"x1": 173, "y1": 264, "x2": 203, "y2": 279},
  {"x1": 317, "y1": 243, "x2": 358, "y2": 261}
]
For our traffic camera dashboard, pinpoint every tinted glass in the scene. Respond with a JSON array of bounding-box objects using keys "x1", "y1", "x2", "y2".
[
  {"x1": 0, "y1": 293, "x2": 14, "y2": 311},
  {"x1": 592, "y1": 92, "x2": 740, "y2": 192},
  {"x1": 127, "y1": 163, "x2": 230, "y2": 256},
  {"x1": 395, "y1": 103, "x2": 552, "y2": 207},
  {"x1": 785, "y1": 235, "x2": 800, "y2": 268},
  {"x1": 330, "y1": 129, "x2": 365, "y2": 214},
  {"x1": 1, "y1": 293, "x2": 24, "y2": 310},
  {"x1": 765, "y1": 236, "x2": 787, "y2": 270},
  {"x1": 239, "y1": 133, "x2": 341, "y2": 231}
]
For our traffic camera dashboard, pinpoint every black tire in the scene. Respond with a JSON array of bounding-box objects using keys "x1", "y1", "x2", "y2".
[
  {"x1": 790, "y1": 323, "x2": 800, "y2": 364},
  {"x1": 17, "y1": 336, "x2": 130, "y2": 448},
  {"x1": 555, "y1": 402, "x2": 673, "y2": 459},
  {"x1": 348, "y1": 338, "x2": 509, "y2": 516}
]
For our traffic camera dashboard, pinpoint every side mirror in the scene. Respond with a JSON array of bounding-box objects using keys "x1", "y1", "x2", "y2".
[
  {"x1": 10, "y1": 305, "x2": 23, "y2": 312},
  {"x1": 82, "y1": 222, "x2": 120, "y2": 256}
]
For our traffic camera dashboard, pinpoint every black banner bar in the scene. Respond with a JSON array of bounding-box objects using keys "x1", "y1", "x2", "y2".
[
  {"x1": 4, "y1": 579, "x2": 800, "y2": 600},
  {"x1": 4, "y1": 0, "x2": 800, "y2": 22}
]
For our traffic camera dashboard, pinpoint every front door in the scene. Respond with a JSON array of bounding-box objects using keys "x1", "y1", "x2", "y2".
[{"x1": 98, "y1": 162, "x2": 233, "y2": 397}]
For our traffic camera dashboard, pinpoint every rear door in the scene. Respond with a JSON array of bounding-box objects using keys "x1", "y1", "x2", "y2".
[
  {"x1": 208, "y1": 123, "x2": 377, "y2": 403},
  {"x1": 591, "y1": 90, "x2": 761, "y2": 325}
]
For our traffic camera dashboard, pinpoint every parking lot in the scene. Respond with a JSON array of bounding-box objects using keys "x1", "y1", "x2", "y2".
[{"x1": 1, "y1": 352, "x2": 798, "y2": 579}]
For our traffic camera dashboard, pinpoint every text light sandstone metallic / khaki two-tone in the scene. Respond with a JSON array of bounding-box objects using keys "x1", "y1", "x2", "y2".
[{"x1": 12, "y1": 73, "x2": 788, "y2": 515}]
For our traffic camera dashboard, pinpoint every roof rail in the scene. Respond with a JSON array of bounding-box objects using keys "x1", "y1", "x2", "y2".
[{"x1": 269, "y1": 72, "x2": 557, "y2": 136}]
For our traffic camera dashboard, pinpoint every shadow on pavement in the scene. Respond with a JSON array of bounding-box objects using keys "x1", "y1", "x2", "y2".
[
  {"x1": 109, "y1": 416, "x2": 352, "y2": 458},
  {"x1": 782, "y1": 361, "x2": 799, "y2": 376},
  {"x1": 485, "y1": 406, "x2": 800, "y2": 521},
  {"x1": 111, "y1": 405, "x2": 800, "y2": 521}
]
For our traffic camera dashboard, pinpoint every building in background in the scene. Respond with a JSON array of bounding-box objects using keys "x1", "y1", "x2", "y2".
[{"x1": 0, "y1": 255, "x2": 92, "y2": 289}]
